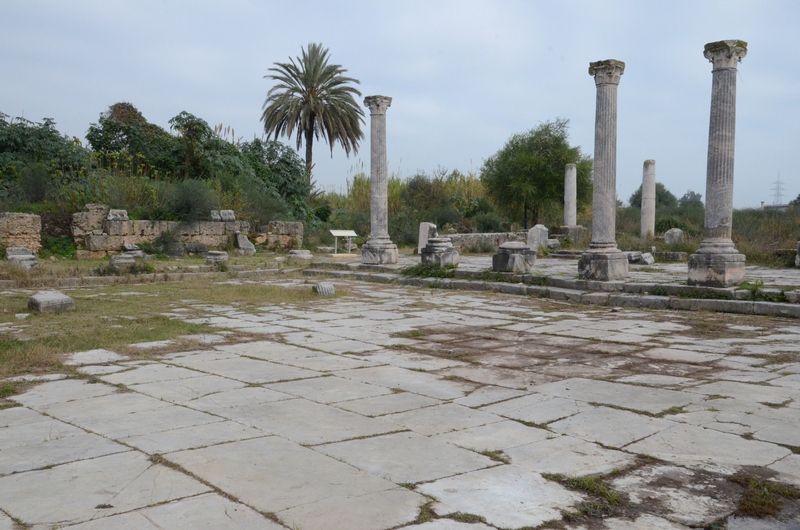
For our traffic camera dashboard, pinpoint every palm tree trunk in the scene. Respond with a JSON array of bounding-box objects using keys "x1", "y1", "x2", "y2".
[{"x1": 304, "y1": 126, "x2": 314, "y2": 181}]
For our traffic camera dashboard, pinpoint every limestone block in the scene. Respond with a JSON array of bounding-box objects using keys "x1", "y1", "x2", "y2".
[
  {"x1": 106, "y1": 209, "x2": 129, "y2": 221},
  {"x1": 103, "y1": 219, "x2": 130, "y2": 236},
  {"x1": 267, "y1": 220, "x2": 304, "y2": 239},
  {"x1": 421, "y1": 237, "x2": 459, "y2": 267},
  {"x1": 205, "y1": 251, "x2": 228, "y2": 264},
  {"x1": 219, "y1": 210, "x2": 236, "y2": 222},
  {"x1": 288, "y1": 249, "x2": 313, "y2": 261},
  {"x1": 210, "y1": 210, "x2": 222, "y2": 222},
  {"x1": 0, "y1": 212, "x2": 42, "y2": 252},
  {"x1": 131, "y1": 221, "x2": 154, "y2": 238},
  {"x1": 204, "y1": 222, "x2": 225, "y2": 237},
  {"x1": 492, "y1": 241, "x2": 536, "y2": 273},
  {"x1": 361, "y1": 242, "x2": 398, "y2": 264},
  {"x1": 75, "y1": 250, "x2": 107, "y2": 260},
  {"x1": 664, "y1": 228, "x2": 684, "y2": 245},
  {"x1": 109, "y1": 254, "x2": 136, "y2": 268},
  {"x1": 264, "y1": 234, "x2": 293, "y2": 250},
  {"x1": 71, "y1": 204, "x2": 111, "y2": 246},
  {"x1": 418, "y1": 222, "x2": 438, "y2": 254},
  {"x1": 626, "y1": 252, "x2": 643, "y2": 263},
  {"x1": 578, "y1": 251, "x2": 629, "y2": 281},
  {"x1": 85, "y1": 234, "x2": 126, "y2": 252},
  {"x1": 185, "y1": 242, "x2": 208, "y2": 254},
  {"x1": 222, "y1": 222, "x2": 239, "y2": 234},
  {"x1": 546, "y1": 238, "x2": 560, "y2": 249},
  {"x1": 28, "y1": 291, "x2": 75, "y2": 313},
  {"x1": 688, "y1": 252, "x2": 746, "y2": 287},
  {"x1": 641, "y1": 252, "x2": 655, "y2": 265},
  {"x1": 527, "y1": 224, "x2": 549, "y2": 252},
  {"x1": 313, "y1": 282, "x2": 335, "y2": 296},
  {"x1": 6, "y1": 247, "x2": 38, "y2": 270},
  {"x1": 235, "y1": 233, "x2": 256, "y2": 256}
]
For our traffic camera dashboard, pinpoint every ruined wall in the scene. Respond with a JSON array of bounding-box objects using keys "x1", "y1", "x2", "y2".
[
  {"x1": 0, "y1": 213, "x2": 42, "y2": 252},
  {"x1": 447, "y1": 232, "x2": 526, "y2": 252},
  {"x1": 254, "y1": 221, "x2": 304, "y2": 250}
]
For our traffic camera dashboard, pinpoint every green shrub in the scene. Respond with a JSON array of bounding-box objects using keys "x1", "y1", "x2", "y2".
[
  {"x1": 472, "y1": 211, "x2": 504, "y2": 233},
  {"x1": 164, "y1": 179, "x2": 215, "y2": 222},
  {"x1": 39, "y1": 235, "x2": 76, "y2": 259}
]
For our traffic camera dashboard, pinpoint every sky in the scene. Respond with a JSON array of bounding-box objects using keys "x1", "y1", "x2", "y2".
[{"x1": 2, "y1": 0, "x2": 799, "y2": 208}]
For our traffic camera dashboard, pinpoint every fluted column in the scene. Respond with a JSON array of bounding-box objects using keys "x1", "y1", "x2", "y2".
[
  {"x1": 578, "y1": 59, "x2": 628, "y2": 280},
  {"x1": 564, "y1": 164, "x2": 577, "y2": 226},
  {"x1": 688, "y1": 40, "x2": 747, "y2": 286},
  {"x1": 641, "y1": 160, "x2": 656, "y2": 241},
  {"x1": 361, "y1": 95, "x2": 398, "y2": 264}
]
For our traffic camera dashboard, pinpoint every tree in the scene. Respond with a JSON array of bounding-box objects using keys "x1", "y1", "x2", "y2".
[
  {"x1": 628, "y1": 182, "x2": 678, "y2": 209},
  {"x1": 679, "y1": 190, "x2": 703, "y2": 206},
  {"x1": 479, "y1": 118, "x2": 592, "y2": 227},
  {"x1": 261, "y1": 43, "x2": 365, "y2": 179}
]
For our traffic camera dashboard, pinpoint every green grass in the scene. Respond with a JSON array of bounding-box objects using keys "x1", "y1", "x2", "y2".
[
  {"x1": 400, "y1": 263, "x2": 456, "y2": 278},
  {"x1": 731, "y1": 473, "x2": 800, "y2": 517}
]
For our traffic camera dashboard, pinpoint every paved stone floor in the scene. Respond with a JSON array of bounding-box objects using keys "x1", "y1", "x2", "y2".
[{"x1": 3, "y1": 278, "x2": 800, "y2": 529}]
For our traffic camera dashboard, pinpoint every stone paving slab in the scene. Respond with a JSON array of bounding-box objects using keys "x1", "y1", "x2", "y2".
[
  {"x1": 130, "y1": 374, "x2": 246, "y2": 403},
  {"x1": 120, "y1": 420, "x2": 267, "y2": 454},
  {"x1": 185, "y1": 386, "x2": 293, "y2": 414},
  {"x1": 417, "y1": 464, "x2": 584, "y2": 528},
  {"x1": 768, "y1": 454, "x2": 800, "y2": 486},
  {"x1": 67, "y1": 493, "x2": 282, "y2": 529},
  {"x1": 505, "y1": 435, "x2": 635, "y2": 476},
  {"x1": 333, "y1": 391, "x2": 441, "y2": 416},
  {"x1": 265, "y1": 374, "x2": 393, "y2": 403},
  {"x1": 100, "y1": 362, "x2": 204, "y2": 385},
  {"x1": 433, "y1": 419, "x2": 552, "y2": 451},
  {"x1": 381, "y1": 403, "x2": 502, "y2": 436},
  {"x1": 0, "y1": 430, "x2": 128, "y2": 474},
  {"x1": 63, "y1": 348, "x2": 126, "y2": 366},
  {"x1": 626, "y1": 424, "x2": 792, "y2": 472},
  {"x1": 403, "y1": 521, "x2": 495, "y2": 530},
  {"x1": 317, "y1": 431, "x2": 495, "y2": 483},
  {"x1": 334, "y1": 365, "x2": 477, "y2": 400},
  {"x1": 689, "y1": 380, "x2": 797, "y2": 405},
  {"x1": 11, "y1": 378, "x2": 118, "y2": 409},
  {"x1": 548, "y1": 406, "x2": 677, "y2": 448},
  {"x1": 0, "y1": 451, "x2": 209, "y2": 526},
  {"x1": 169, "y1": 356, "x2": 320, "y2": 384},
  {"x1": 482, "y1": 393, "x2": 595, "y2": 424},
  {"x1": 232, "y1": 398, "x2": 398, "y2": 444},
  {"x1": 167, "y1": 436, "x2": 425, "y2": 529},
  {"x1": 532, "y1": 377, "x2": 701, "y2": 414}
]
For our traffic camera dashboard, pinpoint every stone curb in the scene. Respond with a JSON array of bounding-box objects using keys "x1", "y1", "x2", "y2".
[{"x1": 301, "y1": 268, "x2": 800, "y2": 319}]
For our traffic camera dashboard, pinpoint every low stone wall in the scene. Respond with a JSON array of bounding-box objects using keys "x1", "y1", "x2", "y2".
[
  {"x1": 254, "y1": 221, "x2": 304, "y2": 250},
  {"x1": 0, "y1": 213, "x2": 42, "y2": 253},
  {"x1": 447, "y1": 232, "x2": 526, "y2": 252},
  {"x1": 84, "y1": 219, "x2": 249, "y2": 252},
  {"x1": 71, "y1": 204, "x2": 110, "y2": 247}
]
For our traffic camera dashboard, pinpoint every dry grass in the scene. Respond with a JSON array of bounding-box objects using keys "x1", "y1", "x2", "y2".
[{"x1": 0, "y1": 278, "x2": 347, "y2": 378}]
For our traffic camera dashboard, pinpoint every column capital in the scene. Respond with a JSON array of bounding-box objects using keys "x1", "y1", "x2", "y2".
[
  {"x1": 364, "y1": 95, "x2": 392, "y2": 115},
  {"x1": 704, "y1": 40, "x2": 747, "y2": 71},
  {"x1": 589, "y1": 60, "x2": 625, "y2": 85}
]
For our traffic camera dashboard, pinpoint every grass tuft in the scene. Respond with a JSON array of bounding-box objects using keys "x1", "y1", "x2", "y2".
[{"x1": 731, "y1": 473, "x2": 800, "y2": 518}]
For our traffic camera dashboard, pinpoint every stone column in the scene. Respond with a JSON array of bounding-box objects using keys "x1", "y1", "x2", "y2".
[
  {"x1": 578, "y1": 59, "x2": 628, "y2": 281},
  {"x1": 564, "y1": 163, "x2": 577, "y2": 226},
  {"x1": 688, "y1": 40, "x2": 747, "y2": 286},
  {"x1": 361, "y1": 95, "x2": 398, "y2": 264},
  {"x1": 640, "y1": 160, "x2": 656, "y2": 241}
]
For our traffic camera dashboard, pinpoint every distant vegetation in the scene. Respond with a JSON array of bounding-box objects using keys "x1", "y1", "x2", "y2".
[{"x1": 1, "y1": 108, "x2": 797, "y2": 265}]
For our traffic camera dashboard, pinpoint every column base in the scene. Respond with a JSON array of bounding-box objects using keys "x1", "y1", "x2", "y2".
[
  {"x1": 688, "y1": 252, "x2": 745, "y2": 287},
  {"x1": 361, "y1": 240, "x2": 398, "y2": 265},
  {"x1": 578, "y1": 250, "x2": 629, "y2": 281}
]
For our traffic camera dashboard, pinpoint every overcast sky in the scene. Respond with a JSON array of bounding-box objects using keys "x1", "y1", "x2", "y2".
[{"x1": 2, "y1": 0, "x2": 798, "y2": 208}]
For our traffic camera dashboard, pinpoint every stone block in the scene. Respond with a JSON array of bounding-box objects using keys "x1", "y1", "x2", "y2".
[
  {"x1": 28, "y1": 291, "x2": 75, "y2": 313},
  {"x1": 688, "y1": 252, "x2": 746, "y2": 287},
  {"x1": 85, "y1": 234, "x2": 125, "y2": 252},
  {"x1": 106, "y1": 209, "x2": 129, "y2": 221},
  {"x1": 6, "y1": 247, "x2": 38, "y2": 270},
  {"x1": 313, "y1": 282, "x2": 335, "y2": 296},
  {"x1": 103, "y1": 219, "x2": 130, "y2": 236},
  {"x1": 210, "y1": 210, "x2": 221, "y2": 222},
  {"x1": 492, "y1": 242, "x2": 536, "y2": 273},
  {"x1": 235, "y1": 233, "x2": 256, "y2": 256},
  {"x1": 664, "y1": 227, "x2": 684, "y2": 245},
  {"x1": 0, "y1": 212, "x2": 42, "y2": 252},
  {"x1": 654, "y1": 251, "x2": 688, "y2": 262},
  {"x1": 527, "y1": 224, "x2": 549, "y2": 251},
  {"x1": 205, "y1": 251, "x2": 228, "y2": 264},
  {"x1": 288, "y1": 249, "x2": 313, "y2": 261},
  {"x1": 641, "y1": 252, "x2": 655, "y2": 265},
  {"x1": 626, "y1": 251, "x2": 643, "y2": 263},
  {"x1": 546, "y1": 238, "x2": 560, "y2": 249},
  {"x1": 362, "y1": 242, "x2": 398, "y2": 265},
  {"x1": 109, "y1": 254, "x2": 136, "y2": 268},
  {"x1": 75, "y1": 250, "x2": 107, "y2": 260},
  {"x1": 578, "y1": 251, "x2": 629, "y2": 281},
  {"x1": 184, "y1": 242, "x2": 208, "y2": 254},
  {"x1": 418, "y1": 222, "x2": 438, "y2": 254},
  {"x1": 421, "y1": 237, "x2": 459, "y2": 267},
  {"x1": 219, "y1": 210, "x2": 236, "y2": 222},
  {"x1": 551, "y1": 225, "x2": 586, "y2": 242}
]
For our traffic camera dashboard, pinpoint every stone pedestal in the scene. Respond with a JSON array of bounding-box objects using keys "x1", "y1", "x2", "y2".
[
  {"x1": 362, "y1": 95, "x2": 398, "y2": 265},
  {"x1": 421, "y1": 237, "x2": 460, "y2": 267},
  {"x1": 418, "y1": 222, "x2": 438, "y2": 254},
  {"x1": 641, "y1": 159, "x2": 656, "y2": 241},
  {"x1": 688, "y1": 40, "x2": 747, "y2": 287},
  {"x1": 527, "y1": 224, "x2": 549, "y2": 252},
  {"x1": 564, "y1": 164, "x2": 577, "y2": 226},
  {"x1": 492, "y1": 241, "x2": 536, "y2": 273},
  {"x1": 579, "y1": 59, "x2": 628, "y2": 281}
]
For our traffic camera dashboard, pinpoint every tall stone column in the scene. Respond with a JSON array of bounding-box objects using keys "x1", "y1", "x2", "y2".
[
  {"x1": 578, "y1": 59, "x2": 628, "y2": 281},
  {"x1": 688, "y1": 40, "x2": 747, "y2": 286},
  {"x1": 640, "y1": 160, "x2": 656, "y2": 241},
  {"x1": 361, "y1": 95, "x2": 398, "y2": 264},
  {"x1": 564, "y1": 163, "x2": 577, "y2": 226}
]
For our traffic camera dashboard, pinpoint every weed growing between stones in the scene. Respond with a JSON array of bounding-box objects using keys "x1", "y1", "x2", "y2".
[
  {"x1": 542, "y1": 472, "x2": 624, "y2": 522},
  {"x1": 477, "y1": 449, "x2": 510, "y2": 464},
  {"x1": 731, "y1": 472, "x2": 800, "y2": 517},
  {"x1": 0, "y1": 381, "x2": 16, "y2": 398},
  {"x1": 400, "y1": 263, "x2": 456, "y2": 278}
]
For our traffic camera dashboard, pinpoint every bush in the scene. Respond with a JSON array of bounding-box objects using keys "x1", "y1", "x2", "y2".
[
  {"x1": 39, "y1": 236, "x2": 76, "y2": 259},
  {"x1": 164, "y1": 179, "x2": 214, "y2": 222},
  {"x1": 472, "y1": 211, "x2": 505, "y2": 233}
]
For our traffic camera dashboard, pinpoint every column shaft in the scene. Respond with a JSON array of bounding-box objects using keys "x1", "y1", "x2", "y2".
[
  {"x1": 591, "y1": 82, "x2": 618, "y2": 247},
  {"x1": 641, "y1": 160, "x2": 656, "y2": 240},
  {"x1": 564, "y1": 164, "x2": 577, "y2": 226}
]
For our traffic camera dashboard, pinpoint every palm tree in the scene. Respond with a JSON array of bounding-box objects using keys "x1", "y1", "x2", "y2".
[{"x1": 261, "y1": 43, "x2": 365, "y2": 179}]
